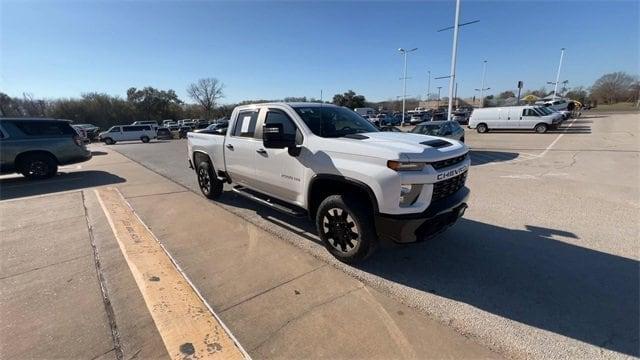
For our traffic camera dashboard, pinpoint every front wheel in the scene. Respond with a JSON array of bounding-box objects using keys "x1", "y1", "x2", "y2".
[
  {"x1": 534, "y1": 123, "x2": 548, "y2": 133},
  {"x1": 316, "y1": 194, "x2": 377, "y2": 264},
  {"x1": 141, "y1": 136, "x2": 150, "y2": 143},
  {"x1": 196, "y1": 161, "x2": 223, "y2": 199},
  {"x1": 19, "y1": 153, "x2": 58, "y2": 180},
  {"x1": 476, "y1": 123, "x2": 488, "y2": 133},
  {"x1": 104, "y1": 137, "x2": 115, "y2": 145}
]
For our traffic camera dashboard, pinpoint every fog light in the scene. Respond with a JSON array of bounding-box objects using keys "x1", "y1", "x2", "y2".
[{"x1": 399, "y1": 184, "x2": 423, "y2": 207}]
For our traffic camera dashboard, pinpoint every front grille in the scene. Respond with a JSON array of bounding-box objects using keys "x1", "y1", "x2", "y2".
[
  {"x1": 431, "y1": 153, "x2": 468, "y2": 170},
  {"x1": 432, "y1": 172, "x2": 467, "y2": 201}
]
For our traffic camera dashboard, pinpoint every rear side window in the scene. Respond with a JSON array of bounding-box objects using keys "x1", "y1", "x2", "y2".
[
  {"x1": 123, "y1": 125, "x2": 150, "y2": 132},
  {"x1": 232, "y1": 111, "x2": 259, "y2": 137},
  {"x1": 12, "y1": 121, "x2": 75, "y2": 136}
]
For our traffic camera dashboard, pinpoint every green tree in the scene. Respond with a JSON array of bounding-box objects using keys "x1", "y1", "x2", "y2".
[
  {"x1": 332, "y1": 90, "x2": 366, "y2": 109},
  {"x1": 126, "y1": 87, "x2": 183, "y2": 120},
  {"x1": 499, "y1": 90, "x2": 515, "y2": 99}
]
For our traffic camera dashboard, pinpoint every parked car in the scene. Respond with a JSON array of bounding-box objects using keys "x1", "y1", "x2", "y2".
[
  {"x1": 187, "y1": 102, "x2": 470, "y2": 263},
  {"x1": 178, "y1": 125, "x2": 193, "y2": 139},
  {"x1": 409, "y1": 113, "x2": 425, "y2": 125},
  {"x1": 162, "y1": 119, "x2": 175, "y2": 126},
  {"x1": 195, "y1": 122, "x2": 228, "y2": 135},
  {"x1": 0, "y1": 118, "x2": 92, "y2": 179},
  {"x1": 411, "y1": 121, "x2": 465, "y2": 142},
  {"x1": 156, "y1": 127, "x2": 172, "y2": 140},
  {"x1": 73, "y1": 123, "x2": 100, "y2": 140},
  {"x1": 468, "y1": 105, "x2": 561, "y2": 133},
  {"x1": 99, "y1": 125, "x2": 156, "y2": 144},
  {"x1": 354, "y1": 107, "x2": 376, "y2": 117},
  {"x1": 379, "y1": 126, "x2": 403, "y2": 132},
  {"x1": 132, "y1": 120, "x2": 159, "y2": 131},
  {"x1": 71, "y1": 125, "x2": 90, "y2": 144}
]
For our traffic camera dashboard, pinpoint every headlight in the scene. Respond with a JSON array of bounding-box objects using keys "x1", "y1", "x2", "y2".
[
  {"x1": 387, "y1": 160, "x2": 425, "y2": 171},
  {"x1": 399, "y1": 184, "x2": 423, "y2": 207}
]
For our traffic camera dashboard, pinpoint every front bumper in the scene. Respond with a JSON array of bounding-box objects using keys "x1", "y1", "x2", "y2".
[{"x1": 374, "y1": 187, "x2": 469, "y2": 246}]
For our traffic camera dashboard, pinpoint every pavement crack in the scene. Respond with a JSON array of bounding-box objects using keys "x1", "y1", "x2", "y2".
[
  {"x1": 0, "y1": 253, "x2": 91, "y2": 280},
  {"x1": 249, "y1": 284, "x2": 365, "y2": 352},
  {"x1": 219, "y1": 264, "x2": 327, "y2": 313},
  {"x1": 82, "y1": 191, "x2": 124, "y2": 360}
]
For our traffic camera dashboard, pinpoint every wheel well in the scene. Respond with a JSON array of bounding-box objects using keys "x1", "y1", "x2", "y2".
[
  {"x1": 15, "y1": 151, "x2": 59, "y2": 167},
  {"x1": 477, "y1": 122, "x2": 487, "y2": 128},
  {"x1": 192, "y1": 151, "x2": 211, "y2": 168},
  {"x1": 535, "y1": 122, "x2": 548, "y2": 128},
  {"x1": 307, "y1": 176, "x2": 377, "y2": 219}
]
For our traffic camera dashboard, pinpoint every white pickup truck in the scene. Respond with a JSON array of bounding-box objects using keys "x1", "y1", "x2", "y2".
[{"x1": 187, "y1": 103, "x2": 470, "y2": 263}]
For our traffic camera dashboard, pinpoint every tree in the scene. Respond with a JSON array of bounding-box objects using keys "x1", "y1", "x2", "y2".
[
  {"x1": 127, "y1": 87, "x2": 182, "y2": 120},
  {"x1": 187, "y1": 78, "x2": 224, "y2": 119},
  {"x1": 591, "y1": 72, "x2": 639, "y2": 104},
  {"x1": 498, "y1": 91, "x2": 515, "y2": 99},
  {"x1": 332, "y1": 90, "x2": 366, "y2": 109},
  {"x1": 565, "y1": 86, "x2": 589, "y2": 104}
]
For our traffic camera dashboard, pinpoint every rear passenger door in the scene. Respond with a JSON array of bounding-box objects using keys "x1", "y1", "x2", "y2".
[{"x1": 224, "y1": 109, "x2": 260, "y2": 188}]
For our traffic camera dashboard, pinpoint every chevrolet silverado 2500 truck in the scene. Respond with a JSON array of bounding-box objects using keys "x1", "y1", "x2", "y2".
[{"x1": 187, "y1": 103, "x2": 470, "y2": 263}]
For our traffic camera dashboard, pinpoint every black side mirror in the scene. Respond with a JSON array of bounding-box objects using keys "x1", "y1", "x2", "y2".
[{"x1": 263, "y1": 123, "x2": 295, "y2": 149}]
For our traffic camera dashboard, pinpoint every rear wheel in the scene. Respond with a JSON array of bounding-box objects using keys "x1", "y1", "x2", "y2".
[
  {"x1": 460, "y1": 136, "x2": 465, "y2": 143},
  {"x1": 476, "y1": 123, "x2": 488, "y2": 133},
  {"x1": 141, "y1": 136, "x2": 150, "y2": 143},
  {"x1": 18, "y1": 153, "x2": 58, "y2": 180},
  {"x1": 104, "y1": 137, "x2": 115, "y2": 145},
  {"x1": 316, "y1": 194, "x2": 377, "y2": 264},
  {"x1": 534, "y1": 123, "x2": 548, "y2": 133},
  {"x1": 196, "y1": 161, "x2": 223, "y2": 199}
]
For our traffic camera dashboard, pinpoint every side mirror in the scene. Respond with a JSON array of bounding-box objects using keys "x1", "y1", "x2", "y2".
[{"x1": 263, "y1": 123, "x2": 295, "y2": 149}]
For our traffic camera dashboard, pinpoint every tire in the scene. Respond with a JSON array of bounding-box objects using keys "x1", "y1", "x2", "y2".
[
  {"x1": 18, "y1": 153, "x2": 58, "y2": 180},
  {"x1": 141, "y1": 136, "x2": 150, "y2": 143},
  {"x1": 196, "y1": 161, "x2": 223, "y2": 199},
  {"x1": 476, "y1": 123, "x2": 488, "y2": 133},
  {"x1": 104, "y1": 137, "x2": 115, "y2": 145},
  {"x1": 460, "y1": 136, "x2": 465, "y2": 143},
  {"x1": 316, "y1": 194, "x2": 377, "y2": 264},
  {"x1": 534, "y1": 123, "x2": 548, "y2": 133}
]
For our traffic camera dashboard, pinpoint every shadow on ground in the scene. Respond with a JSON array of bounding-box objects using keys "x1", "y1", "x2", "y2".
[
  {"x1": 469, "y1": 150, "x2": 519, "y2": 166},
  {"x1": 0, "y1": 171, "x2": 126, "y2": 200},
  {"x1": 91, "y1": 151, "x2": 108, "y2": 156},
  {"x1": 358, "y1": 219, "x2": 639, "y2": 357}
]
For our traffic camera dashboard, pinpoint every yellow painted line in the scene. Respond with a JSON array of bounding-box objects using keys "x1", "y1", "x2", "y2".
[{"x1": 95, "y1": 187, "x2": 248, "y2": 360}]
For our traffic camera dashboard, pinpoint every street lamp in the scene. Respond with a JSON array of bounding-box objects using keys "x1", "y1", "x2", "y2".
[
  {"x1": 426, "y1": 70, "x2": 431, "y2": 102},
  {"x1": 399, "y1": 47, "x2": 418, "y2": 125},
  {"x1": 550, "y1": 48, "x2": 566, "y2": 101},
  {"x1": 436, "y1": 86, "x2": 443, "y2": 108},
  {"x1": 474, "y1": 87, "x2": 490, "y2": 107}
]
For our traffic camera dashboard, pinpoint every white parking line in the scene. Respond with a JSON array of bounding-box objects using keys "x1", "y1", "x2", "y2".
[{"x1": 540, "y1": 117, "x2": 578, "y2": 157}]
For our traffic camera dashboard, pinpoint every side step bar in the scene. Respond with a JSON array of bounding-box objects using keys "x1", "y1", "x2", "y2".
[{"x1": 231, "y1": 186, "x2": 307, "y2": 217}]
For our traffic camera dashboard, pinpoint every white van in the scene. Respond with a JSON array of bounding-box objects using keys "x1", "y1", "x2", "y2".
[
  {"x1": 469, "y1": 106, "x2": 560, "y2": 133},
  {"x1": 98, "y1": 125, "x2": 156, "y2": 144}
]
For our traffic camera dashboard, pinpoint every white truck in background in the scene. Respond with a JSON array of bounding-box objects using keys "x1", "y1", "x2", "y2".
[{"x1": 187, "y1": 103, "x2": 470, "y2": 263}]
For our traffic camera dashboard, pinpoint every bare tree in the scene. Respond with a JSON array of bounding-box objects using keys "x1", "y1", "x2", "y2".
[
  {"x1": 187, "y1": 78, "x2": 224, "y2": 119},
  {"x1": 591, "y1": 72, "x2": 638, "y2": 104}
]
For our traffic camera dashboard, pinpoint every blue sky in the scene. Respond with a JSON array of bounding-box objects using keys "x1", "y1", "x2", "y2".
[{"x1": 1, "y1": 1, "x2": 638, "y2": 104}]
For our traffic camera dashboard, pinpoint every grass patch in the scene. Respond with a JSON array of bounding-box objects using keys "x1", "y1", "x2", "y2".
[{"x1": 589, "y1": 102, "x2": 639, "y2": 113}]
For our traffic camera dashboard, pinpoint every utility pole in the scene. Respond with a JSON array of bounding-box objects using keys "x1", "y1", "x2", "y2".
[
  {"x1": 552, "y1": 48, "x2": 565, "y2": 101},
  {"x1": 480, "y1": 60, "x2": 488, "y2": 107},
  {"x1": 427, "y1": 70, "x2": 431, "y2": 103},
  {"x1": 398, "y1": 47, "x2": 417, "y2": 125},
  {"x1": 454, "y1": 82, "x2": 458, "y2": 108},
  {"x1": 446, "y1": 0, "x2": 461, "y2": 120},
  {"x1": 437, "y1": 86, "x2": 442, "y2": 108}
]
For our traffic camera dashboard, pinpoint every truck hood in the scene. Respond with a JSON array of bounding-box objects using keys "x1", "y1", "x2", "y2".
[{"x1": 323, "y1": 132, "x2": 468, "y2": 162}]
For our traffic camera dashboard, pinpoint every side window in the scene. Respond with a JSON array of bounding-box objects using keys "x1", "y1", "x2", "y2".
[
  {"x1": 12, "y1": 121, "x2": 74, "y2": 136},
  {"x1": 265, "y1": 111, "x2": 297, "y2": 141},
  {"x1": 110, "y1": 127, "x2": 121, "y2": 132},
  {"x1": 232, "y1": 111, "x2": 259, "y2": 137},
  {"x1": 523, "y1": 109, "x2": 537, "y2": 116}
]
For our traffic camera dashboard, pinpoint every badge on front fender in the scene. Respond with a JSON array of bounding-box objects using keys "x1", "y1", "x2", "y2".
[{"x1": 436, "y1": 165, "x2": 468, "y2": 181}]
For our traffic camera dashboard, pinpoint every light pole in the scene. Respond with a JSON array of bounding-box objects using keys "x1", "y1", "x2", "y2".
[
  {"x1": 426, "y1": 70, "x2": 431, "y2": 103},
  {"x1": 436, "y1": 86, "x2": 442, "y2": 108},
  {"x1": 474, "y1": 87, "x2": 490, "y2": 107},
  {"x1": 480, "y1": 60, "x2": 488, "y2": 107},
  {"x1": 445, "y1": 0, "x2": 461, "y2": 120},
  {"x1": 399, "y1": 47, "x2": 418, "y2": 125},
  {"x1": 552, "y1": 48, "x2": 565, "y2": 101}
]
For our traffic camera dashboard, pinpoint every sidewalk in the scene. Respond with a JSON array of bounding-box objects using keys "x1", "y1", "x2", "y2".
[{"x1": 0, "y1": 146, "x2": 498, "y2": 359}]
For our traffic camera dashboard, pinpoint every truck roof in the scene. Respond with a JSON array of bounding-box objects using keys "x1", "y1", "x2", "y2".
[{"x1": 235, "y1": 102, "x2": 340, "y2": 110}]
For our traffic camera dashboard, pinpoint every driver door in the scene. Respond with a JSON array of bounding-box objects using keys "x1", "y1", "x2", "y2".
[{"x1": 252, "y1": 108, "x2": 305, "y2": 206}]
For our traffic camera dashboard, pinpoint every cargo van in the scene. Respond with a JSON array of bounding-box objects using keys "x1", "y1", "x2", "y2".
[
  {"x1": 98, "y1": 125, "x2": 156, "y2": 144},
  {"x1": 469, "y1": 106, "x2": 560, "y2": 133}
]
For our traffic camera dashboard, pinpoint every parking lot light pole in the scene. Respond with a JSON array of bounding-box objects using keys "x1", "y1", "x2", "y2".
[
  {"x1": 437, "y1": 86, "x2": 442, "y2": 108},
  {"x1": 427, "y1": 70, "x2": 431, "y2": 103},
  {"x1": 480, "y1": 60, "x2": 487, "y2": 107},
  {"x1": 399, "y1": 47, "x2": 418, "y2": 125},
  {"x1": 552, "y1": 48, "x2": 566, "y2": 101},
  {"x1": 446, "y1": 0, "x2": 461, "y2": 120}
]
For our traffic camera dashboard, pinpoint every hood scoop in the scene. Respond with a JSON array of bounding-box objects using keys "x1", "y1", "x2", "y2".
[
  {"x1": 343, "y1": 134, "x2": 369, "y2": 140},
  {"x1": 421, "y1": 139, "x2": 452, "y2": 148}
]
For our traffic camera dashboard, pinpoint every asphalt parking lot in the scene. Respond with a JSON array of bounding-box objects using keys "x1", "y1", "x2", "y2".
[
  {"x1": 107, "y1": 113, "x2": 639, "y2": 358},
  {"x1": 1, "y1": 113, "x2": 638, "y2": 359}
]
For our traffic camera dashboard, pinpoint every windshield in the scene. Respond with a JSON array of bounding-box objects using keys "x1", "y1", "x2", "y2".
[
  {"x1": 411, "y1": 124, "x2": 441, "y2": 136},
  {"x1": 293, "y1": 106, "x2": 379, "y2": 138},
  {"x1": 536, "y1": 107, "x2": 552, "y2": 115}
]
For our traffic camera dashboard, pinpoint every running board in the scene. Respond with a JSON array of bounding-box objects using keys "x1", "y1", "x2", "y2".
[{"x1": 231, "y1": 186, "x2": 307, "y2": 217}]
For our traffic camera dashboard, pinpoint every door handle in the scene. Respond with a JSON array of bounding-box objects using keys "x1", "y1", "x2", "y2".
[
  {"x1": 226, "y1": 144, "x2": 234, "y2": 150},
  {"x1": 256, "y1": 148, "x2": 267, "y2": 155}
]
